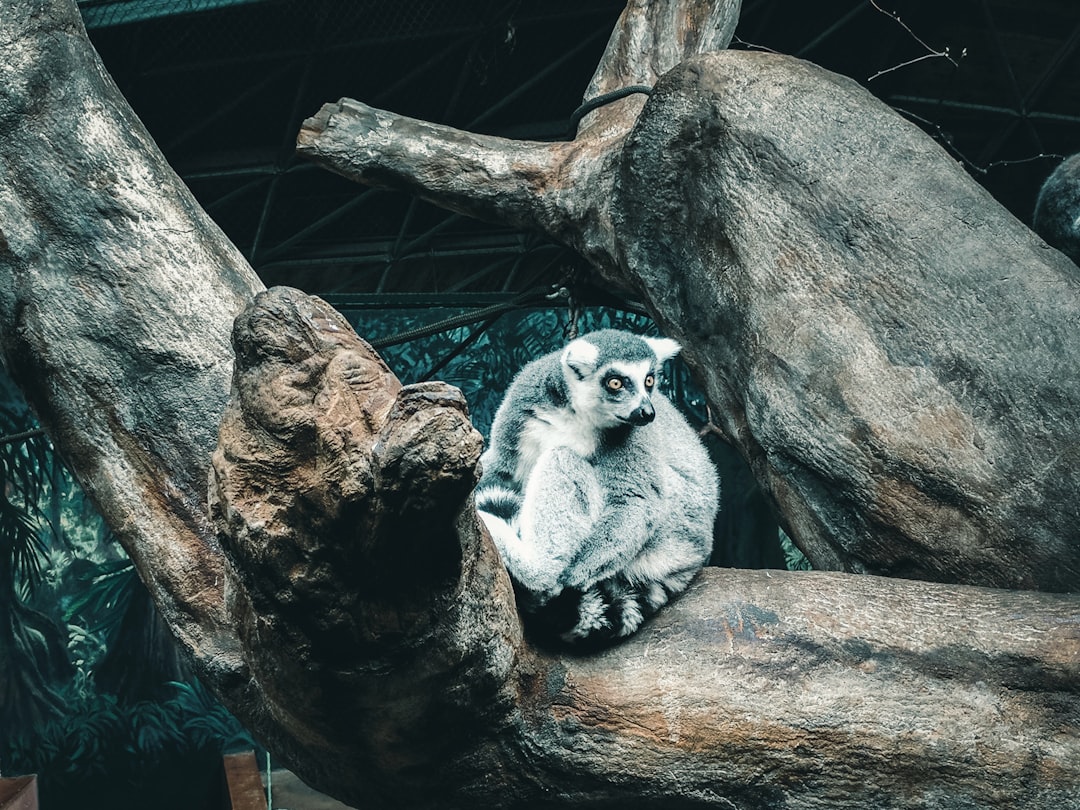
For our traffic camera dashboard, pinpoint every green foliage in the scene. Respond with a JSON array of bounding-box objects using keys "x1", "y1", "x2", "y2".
[
  {"x1": 3, "y1": 677, "x2": 251, "y2": 810},
  {"x1": 63, "y1": 556, "x2": 137, "y2": 641},
  {"x1": 0, "y1": 372, "x2": 253, "y2": 807},
  {"x1": 779, "y1": 528, "x2": 813, "y2": 571},
  {"x1": 3, "y1": 678, "x2": 253, "y2": 783},
  {"x1": 0, "y1": 466, "x2": 48, "y2": 592},
  {"x1": 354, "y1": 305, "x2": 661, "y2": 436},
  {"x1": 165, "y1": 680, "x2": 255, "y2": 753}
]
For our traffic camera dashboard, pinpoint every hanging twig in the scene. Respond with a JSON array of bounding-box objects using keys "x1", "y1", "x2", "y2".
[
  {"x1": 892, "y1": 106, "x2": 1064, "y2": 175},
  {"x1": 697, "y1": 405, "x2": 731, "y2": 445},
  {"x1": 867, "y1": 0, "x2": 965, "y2": 81}
]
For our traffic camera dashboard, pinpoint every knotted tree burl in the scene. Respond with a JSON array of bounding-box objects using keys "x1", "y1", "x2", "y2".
[{"x1": 1, "y1": 0, "x2": 1078, "y2": 808}]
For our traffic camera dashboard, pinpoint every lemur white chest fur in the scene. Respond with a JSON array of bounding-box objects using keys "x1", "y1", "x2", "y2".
[
  {"x1": 515, "y1": 408, "x2": 599, "y2": 485},
  {"x1": 475, "y1": 331, "x2": 718, "y2": 647}
]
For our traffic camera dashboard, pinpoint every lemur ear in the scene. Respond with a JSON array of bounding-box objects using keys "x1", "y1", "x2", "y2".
[
  {"x1": 644, "y1": 336, "x2": 681, "y2": 364},
  {"x1": 561, "y1": 338, "x2": 600, "y2": 378}
]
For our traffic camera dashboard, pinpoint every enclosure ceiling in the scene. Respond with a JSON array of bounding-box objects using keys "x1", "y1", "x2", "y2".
[
  {"x1": 81, "y1": 0, "x2": 1080, "y2": 305},
  {"x1": 78, "y1": 0, "x2": 266, "y2": 28}
]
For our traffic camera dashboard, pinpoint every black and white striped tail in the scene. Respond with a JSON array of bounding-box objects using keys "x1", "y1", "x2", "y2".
[{"x1": 475, "y1": 484, "x2": 521, "y2": 523}]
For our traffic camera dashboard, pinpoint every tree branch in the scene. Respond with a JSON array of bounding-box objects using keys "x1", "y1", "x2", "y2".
[
  {"x1": 615, "y1": 50, "x2": 1080, "y2": 589},
  {"x1": 296, "y1": 0, "x2": 744, "y2": 278},
  {"x1": 205, "y1": 286, "x2": 1080, "y2": 808},
  {"x1": 2, "y1": 2, "x2": 1079, "y2": 808},
  {"x1": 0, "y1": 0, "x2": 260, "y2": 666},
  {"x1": 298, "y1": 18, "x2": 1080, "y2": 592}
]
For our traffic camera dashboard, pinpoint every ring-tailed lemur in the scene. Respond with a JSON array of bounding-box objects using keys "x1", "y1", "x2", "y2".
[{"x1": 476, "y1": 329, "x2": 719, "y2": 645}]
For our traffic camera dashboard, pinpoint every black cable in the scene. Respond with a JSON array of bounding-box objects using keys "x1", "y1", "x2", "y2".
[
  {"x1": 418, "y1": 314, "x2": 501, "y2": 383},
  {"x1": 569, "y1": 84, "x2": 654, "y2": 132},
  {"x1": 0, "y1": 427, "x2": 45, "y2": 446}
]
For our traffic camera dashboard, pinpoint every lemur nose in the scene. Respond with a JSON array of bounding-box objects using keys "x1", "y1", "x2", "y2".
[{"x1": 629, "y1": 402, "x2": 655, "y2": 425}]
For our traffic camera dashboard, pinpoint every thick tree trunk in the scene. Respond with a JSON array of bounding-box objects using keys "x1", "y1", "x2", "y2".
[
  {"x1": 0, "y1": 0, "x2": 259, "y2": 670},
  {"x1": 1, "y1": 1, "x2": 1079, "y2": 809}
]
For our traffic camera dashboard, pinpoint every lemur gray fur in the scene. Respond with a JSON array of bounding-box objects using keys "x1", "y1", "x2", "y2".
[{"x1": 476, "y1": 329, "x2": 719, "y2": 645}]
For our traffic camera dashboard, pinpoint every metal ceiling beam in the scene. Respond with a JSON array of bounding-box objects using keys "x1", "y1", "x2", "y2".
[
  {"x1": 321, "y1": 291, "x2": 542, "y2": 310},
  {"x1": 887, "y1": 95, "x2": 1080, "y2": 126},
  {"x1": 162, "y1": 60, "x2": 295, "y2": 153},
  {"x1": 79, "y1": 0, "x2": 267, "y2": 29},
  {"x1": 204, "y1": 174, "x2": 271, "y2": 214},
  {"x1": 253, "y1": 188, "x2": 384, "y2": 265},
  {"x1": 443, "y1": 255, "x2": 519, "y2": 293},
  {"x1": 975, "y1": 2, "x2": 1080, "y2": 165},
  {"x1": 372, "y1": 39, "x2": 471, "y2": 108},
  {"x1": 467, "y1": 25, "x2": 611, "y2": 130},
  {"x1": 257, "y1": 238, "x2": 559, "y2": 272},
  {"x1": 251, "y1": 53, "x2": 320, "y2": 261},
  {"x1": 795, "y1": 1, "x2": 866, "y2": 58},
  {"x1": 130, "y1": 5, "x2": 621, "y2": 78}
]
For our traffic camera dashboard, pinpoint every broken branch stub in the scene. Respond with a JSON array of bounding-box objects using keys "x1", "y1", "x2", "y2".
[{"x1": 208, "y1": 287, "x2": 522, "y2": 801}]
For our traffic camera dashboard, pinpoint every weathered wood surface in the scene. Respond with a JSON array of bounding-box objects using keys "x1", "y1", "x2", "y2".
[
  {"x1": 222, "y1": 752, "x2": 268, "y2": 810},
  {"x1": 1, "y1": 1, "x2": 1079, "y2": 808},
  {"x1": 300, "y1": 44, "x2": 1080, "y2": 594},
  {"x1": 207, "y1": 288, "x2": 1080, "y2": 809},
  {"x1": 0, "y1": 0, "x2": 260, "y2": 668},
  {"x1": 0, "y1": 776, "x2": 38, "y2": 810}
]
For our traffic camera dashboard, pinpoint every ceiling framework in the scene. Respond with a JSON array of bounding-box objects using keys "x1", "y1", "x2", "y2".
[{"x1": 82, "y1": 0, "x2": 1080, "y2": 304}]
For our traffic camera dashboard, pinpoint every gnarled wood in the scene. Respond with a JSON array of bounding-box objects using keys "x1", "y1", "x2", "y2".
[
  {"x1": 206, "y1": 288, "x2": 1079, "y2": 810},
  {"x1": 1, "y1": 1, "x2": 1079, "y2": 808},
  {"x1": 299, "y1": 43, "x2": 1080, "y2": 593},
  {"x1": 208, "y1": 288, "x2": 521, "y2": 805}
]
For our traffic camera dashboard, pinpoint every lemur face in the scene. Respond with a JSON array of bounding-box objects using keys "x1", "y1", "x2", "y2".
[
  {"x1": 597, "y1": 359, "x2": 657, "y2": 426},
  {"x1": 560, "y1": 331, "x2": 680, "y2": 430}
]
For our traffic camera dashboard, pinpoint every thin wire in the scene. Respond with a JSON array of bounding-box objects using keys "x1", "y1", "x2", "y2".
[{"x1": 0, "y1": 427, "x2": 45, "y2": 446}]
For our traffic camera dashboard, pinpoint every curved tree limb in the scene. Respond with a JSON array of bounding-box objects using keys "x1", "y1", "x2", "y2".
[
  {"x1": 1, "y1": 1, "x2": 1079, "y2": 808},
  {"x1": 298, "y1": 21, "x2": 1080, "y2": 592},
  {"x1": 209, "y1": 287, "x2": 1080, "y2": 808},
  {"x1": 0, "y1": 0, "x2": 259, "y2": 668}
]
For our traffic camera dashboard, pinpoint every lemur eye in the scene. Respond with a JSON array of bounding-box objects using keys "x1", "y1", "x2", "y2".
[
  {"x1": 605, "y1": 377, "x2": 623, "y2": 392},
  {"x1": 645, "y1": 374, "x2": 655, "y2": 389}
]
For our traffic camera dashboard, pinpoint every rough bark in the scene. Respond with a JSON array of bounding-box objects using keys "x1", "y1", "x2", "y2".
[
  {"x1": 0, "y1": 0, "x2": 259, "y2": 671},
  {"x1": 299, "y1": 30, "x2": 1080, "y2": 595},
  {"x1": 207, "y1": 288, "x2": 522, "y2": 803},
  {"x1": 1, "y1": 1, "x2": 1079, "y2": 809},
  {"x1": 207, "y1": 287, "x2": 1080, "y2": 810}
]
